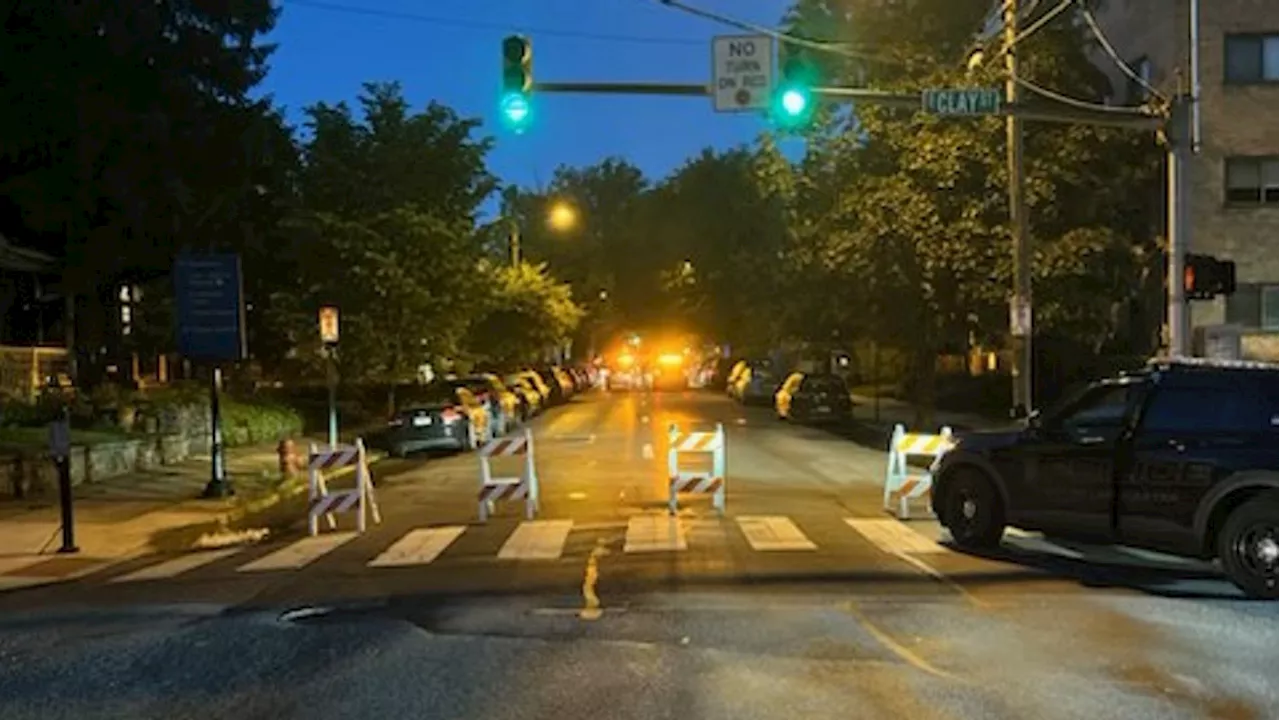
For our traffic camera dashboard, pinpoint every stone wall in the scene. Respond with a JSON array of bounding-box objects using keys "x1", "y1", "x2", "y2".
[{"x1": 1, "y1": 402, "x2": 212, "y2": 498}]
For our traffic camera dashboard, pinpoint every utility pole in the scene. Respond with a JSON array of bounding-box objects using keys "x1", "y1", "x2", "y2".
[
  {"x1": 509, "y1": 219, "x2": 521, "y2": 266},
  {"x1": 1005, "y1": 0, "x2": 1033, "y2": 417},
  {"x1": 1165, "y1": 0, "x2": 1200, "y2": 357},
  {"x1": 1166, "y1": 99, "x2": 1191, "y2": 356}
]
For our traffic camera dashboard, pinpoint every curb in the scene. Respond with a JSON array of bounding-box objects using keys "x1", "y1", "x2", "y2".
[{"x1": 151, "y1": 451, "x2": 387, "y2": 553}]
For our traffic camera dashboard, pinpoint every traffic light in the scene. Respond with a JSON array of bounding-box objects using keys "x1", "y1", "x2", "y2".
[
  {"x1": 1184, "y1": 254, "x2": 1237, "y2": 300},
  {"x1": 501, "y1": 35, "x2": 533, "y2": 132},
  {"x1": 773, "y1": 44, "x2": 818, "y2": 129}
]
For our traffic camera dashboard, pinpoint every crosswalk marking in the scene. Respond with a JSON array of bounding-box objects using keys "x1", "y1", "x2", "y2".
[
  {"x1": 498, "y1": 520, "x2": 573, "y2": 560},
  {"x1": 112, "y1": 549, "x2": 240, "y2": 583},
  {"x1": 238, "y1": 532, "x2": 357, "y2": 572},
  {"x1": 736, "y1": 515, "x2": 816, "y2": 551},
  {"x1": 624, "y1": 514, "x2": 687, "y2": 553},
  {"x1": 845, "y1": 518, "x2": 946, "y2": 555},
  {"x1": 369, "y1": 527, "x2": 467, "y2": 568}
]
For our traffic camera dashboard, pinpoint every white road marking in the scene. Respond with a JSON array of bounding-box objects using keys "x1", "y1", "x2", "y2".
[
  {"x1": 641, "y1": 443, "x2": 654, "y2": 460},
  {"x1": 237, "y1": 532, "x2": 357, "y2": 572},
  {"x1": 845, "y1": 518, "x2": 947, "y2": 555},
  {"x1": 736, "y1": 515, "x2": 816, "y2": 551},
  {"x1": 498, "y1": 520, "x2": 573, "y2": 560},
  {"x1": 111, "y1": 549, "x2": 240, "y2": 583},
  {"x1": 368, "y1": 527, "x2": 466, "y2": 568},
  {"x1": 624, "y1": 514, "x2": 687, "y2": 553}
]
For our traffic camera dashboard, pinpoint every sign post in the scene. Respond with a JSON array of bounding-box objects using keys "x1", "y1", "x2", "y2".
[
  {"x1": 320, "y1": 306, "x2": 340, "y2": 446},
  {"x1": 47, "y1": 406, "x2": 77, "y2": 554},
  {"x1": 711, "y1": 35, "x2": 774, "y2": 112},
  {"x1": 174, "y1": 254, "x2": 246, "y2": 499}
]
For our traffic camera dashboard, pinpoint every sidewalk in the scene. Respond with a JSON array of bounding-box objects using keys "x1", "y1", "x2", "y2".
[
  {"x1": 0, "y1": 430, "x2": 383, "y2": 564},
  {"x1": 849, "y1": 393, "x2": 1005, "y2": 433}
]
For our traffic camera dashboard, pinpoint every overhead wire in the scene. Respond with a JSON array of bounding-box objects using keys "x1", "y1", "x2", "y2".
[
  {"x1": 1077, "y1": 1, "x2": 1168, "y2": 102},
  {"x1": 653, "y1": 0, "x2": 913, "y2": 67},
  {"x1": 1014, "y1": 76, "x2": 1156, "y2": 114},
  {"x1": 278, "y1": 0, "x2": 705, "y2": 47}
]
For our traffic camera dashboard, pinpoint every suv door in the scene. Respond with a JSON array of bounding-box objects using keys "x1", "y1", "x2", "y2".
[
  {"x1": 1121, "y1": 374, "x2": 1279, "y2": 555},
  {"x1": 1022, "y1": 380, "x2": 1144, "y2": 540}
]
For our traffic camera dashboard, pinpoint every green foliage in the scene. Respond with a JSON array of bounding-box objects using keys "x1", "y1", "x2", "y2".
[
  {"x1": 260, "y1": 83, "x2": 498, "y2": 382},
  {"x1": 468, "y1": 263, "x2": 584, "y2": 366},
  {"x1": 219, "y1": 397, "x2": 304, "y2": 447}
]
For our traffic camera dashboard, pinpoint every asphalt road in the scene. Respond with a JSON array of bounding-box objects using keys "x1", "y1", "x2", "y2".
[{"x1": 1, "y1": 391, "x2": 1275, "y2": 719}]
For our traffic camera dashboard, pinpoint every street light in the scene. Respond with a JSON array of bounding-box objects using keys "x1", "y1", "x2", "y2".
[
  {"x1": 509, "y1": 200, "x2": 580, "y2": 266},
  {"x1": 547, "y1": 201, "x2": 577, "y2": 232}
]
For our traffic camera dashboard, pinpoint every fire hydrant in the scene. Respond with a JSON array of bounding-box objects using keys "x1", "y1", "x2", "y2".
[{"x1": 277, "y1": 438, "x2": 303, "y2": 478}]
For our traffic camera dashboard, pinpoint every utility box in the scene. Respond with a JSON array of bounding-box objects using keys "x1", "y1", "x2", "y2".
[{"x1": 1193, "y1": 324, "x2": 1243, "y2": 361}]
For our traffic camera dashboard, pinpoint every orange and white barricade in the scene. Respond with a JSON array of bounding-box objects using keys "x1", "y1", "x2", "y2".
[
  {"x1": 667, "y1": 422, "x2": 726, "y2": 515},
  {"x1": 883, "y1": 424, "x2": 954, "y2": 520},
  {"x1": 477, "y1": 429, "x2": 539, "y2": 522},
  {"x1": 308, "y1": 439, "x2": 381, "y2": 536}
]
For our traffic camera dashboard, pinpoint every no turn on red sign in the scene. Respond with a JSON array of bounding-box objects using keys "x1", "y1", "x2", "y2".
[{"x1": 711, "y1": 35, "x2": 774, "y2": 112}]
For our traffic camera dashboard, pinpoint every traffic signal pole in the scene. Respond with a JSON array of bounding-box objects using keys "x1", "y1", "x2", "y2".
[{"x1": 1166, "y1": 96, "x2": 1191, "y2": 355}]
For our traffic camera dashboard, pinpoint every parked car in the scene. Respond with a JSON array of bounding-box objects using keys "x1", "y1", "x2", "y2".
[
  {"x1": 504, "y1": 373, "x2": 542, "y2": 419},
  {"x1": 725, "y1": 360, "x2": 749, "y2": 397},
  {"x1": 384, "y1": 382, "x2": 490, "y2": 457},
  {"x1": 932, "y1": 356, "x2": 1279, "y2": 599},
  {"x1": 733, "y1": 359, "x2": 780, "y2": 405},
  {"x1": 775, "y1": 372, "x2": 853, "y2": 423},
  {"x1": 518, "y1": 370, "x2": 554, "y2": 407},
  {"x1": 447, "y1": 374, "x2": 520, "y2": 436},
  {"x1": 531, "y1": 367, "x2": 570, "y2": 405}
]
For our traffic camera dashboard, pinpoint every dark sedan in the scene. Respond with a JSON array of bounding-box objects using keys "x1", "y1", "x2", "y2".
[{"x1": 383, "y1": 383, "x2": 489, "y2": 457}]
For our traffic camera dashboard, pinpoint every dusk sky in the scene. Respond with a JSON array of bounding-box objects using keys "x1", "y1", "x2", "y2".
[{"x1": 262, "y1": 0, "x2": 797, "y2": 216}]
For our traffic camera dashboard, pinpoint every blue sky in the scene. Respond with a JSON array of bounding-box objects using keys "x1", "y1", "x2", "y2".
[{"x1": 263, "y1": 0, "x2": 796, "y2": 209}]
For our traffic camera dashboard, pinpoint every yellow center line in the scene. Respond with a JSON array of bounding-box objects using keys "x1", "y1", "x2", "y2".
[{"x1": 579, "y1": 539, "x2": 608, "y2": 620}]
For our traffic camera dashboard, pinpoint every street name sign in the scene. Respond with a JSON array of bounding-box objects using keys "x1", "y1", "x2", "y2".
[
  {"x1": 174, "y1": 254, "x2": 246, "y2": 361},
  {"x1": 922, "y1": 87, "x2": 1002, "y2": 116},
  {"x1": 712, "y1": 35, "x2": 774, "y2": 112}
]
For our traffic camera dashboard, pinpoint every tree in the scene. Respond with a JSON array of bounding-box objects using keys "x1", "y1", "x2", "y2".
[
  {"x1": 774, "y1": 0, "x2": 1163, "y2": 422},
  {"x1": 468, "y1": 263, "x2": 584, "y2": 367},
  {"x1": 0, "y1": 1, "x2": 284, "y2": 378},
  {"x1": 262, "y1": 84, "x2": 496, "y2": 387}
]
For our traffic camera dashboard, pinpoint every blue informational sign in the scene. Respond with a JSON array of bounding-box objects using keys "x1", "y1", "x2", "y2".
[{"x1": 174, "y1": 254, "x2": 246, "y2": 361}]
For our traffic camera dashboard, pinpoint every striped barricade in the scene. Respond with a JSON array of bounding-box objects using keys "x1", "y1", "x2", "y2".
[
  {"x1": 477, "y1": 428, "x2": 538, "y2": 522},
  {"x1": 882, "y1": 424, "x2": 955, "y2": 520},
  {"x1": 308, "y1": 439, "x2": 381, "y2": 536},
  {"x1": 667, "y1": 423, "x2": 727, "y2": 515}
]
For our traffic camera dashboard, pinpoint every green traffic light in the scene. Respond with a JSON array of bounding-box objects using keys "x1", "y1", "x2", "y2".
[
  {"x1": 501, "y1": 92, "x2": 530, "y2": 128},
  {"x1": 780, "y1": 87, "x2": 808, "y2": 116}
]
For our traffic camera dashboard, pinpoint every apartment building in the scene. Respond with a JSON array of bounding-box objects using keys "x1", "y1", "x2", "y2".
[{"x1": 1090, "y1": 0, "x2": 1278, "y2": 360}]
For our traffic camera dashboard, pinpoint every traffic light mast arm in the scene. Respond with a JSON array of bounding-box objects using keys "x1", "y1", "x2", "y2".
[{"x1": 530, "y1": 80, "x2": 1164, "y2": 130}]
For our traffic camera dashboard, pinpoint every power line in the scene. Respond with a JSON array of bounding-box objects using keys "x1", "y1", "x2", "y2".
[
  {"x1": 654, "y1": 0, "x2": 910, "y2": 67},
  {"x1": 279, "y1": 0, "x2": 706, "y2": 47},
  {"x1": 1078, "y1": 2, "x2": 1168, "y2": 102},
  {"x1": 1014, "y1": 75, "x2": 1155, "y2": 115}
]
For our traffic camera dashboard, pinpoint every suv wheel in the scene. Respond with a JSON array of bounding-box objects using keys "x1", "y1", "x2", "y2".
[
  {"x1": 942, "y1": 469, "x2": 1005, "y2": 549},
  {"x1": 1217, "y1": 496, "x2": 1278, "y2": 599}
]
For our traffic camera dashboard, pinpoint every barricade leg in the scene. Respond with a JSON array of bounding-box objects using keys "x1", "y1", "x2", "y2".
[
  {"x1": 668, "y1": 480, "x2": 679, "y2": 515},
  {"x1": 308, "y1": 508, "x2": 318, "y2": 537},
  {"x1": 713, "y1": 483, "x2": 725, "y2": 516}
]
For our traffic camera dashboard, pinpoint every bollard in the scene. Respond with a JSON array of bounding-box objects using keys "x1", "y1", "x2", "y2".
[{"x1": 47, "y1": 409, "x2": 78, "y2": 554}]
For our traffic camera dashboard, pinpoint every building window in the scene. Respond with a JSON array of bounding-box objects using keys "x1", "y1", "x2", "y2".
[
  {"x1": 1225, "y1": 156, "x2": 1279, "y2": 205},
  {"x1": 1265, "y1": 286, "x2": 1280, "y2": 331},
  {"x1": 1225, "y1": 34, "x2": 1279, "y2": 84}
]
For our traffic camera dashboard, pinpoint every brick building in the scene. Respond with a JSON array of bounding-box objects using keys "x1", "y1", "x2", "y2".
[{"x1": 1090, "y1": 0, "x2": 1278, "y2": 360}]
